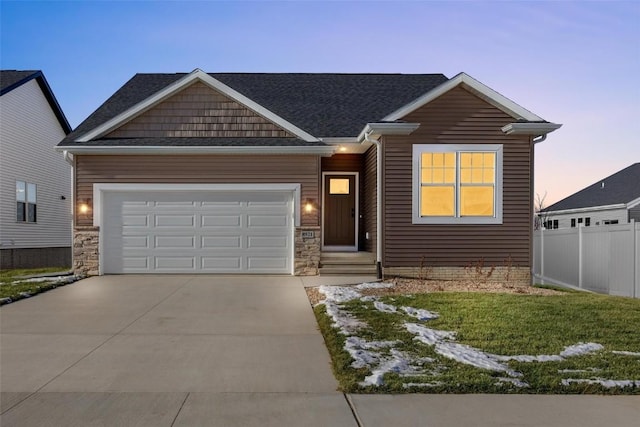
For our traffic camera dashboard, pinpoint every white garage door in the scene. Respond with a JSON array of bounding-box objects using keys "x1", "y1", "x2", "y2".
[{"x1": 102, "y1": 191, "x2": 293, "y2": 274}]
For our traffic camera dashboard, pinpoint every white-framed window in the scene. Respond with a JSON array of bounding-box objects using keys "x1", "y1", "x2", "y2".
[
  {"x1": 16, "y1": 180, "x2": 37, "y2": 223},
  {"x1": 412, "y1": 144, "x2": 503, "y2": 224}
]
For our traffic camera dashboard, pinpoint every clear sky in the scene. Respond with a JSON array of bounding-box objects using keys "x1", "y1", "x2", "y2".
[{"x1": 1, "y1": 0, "x2": 638, "y2": 206}]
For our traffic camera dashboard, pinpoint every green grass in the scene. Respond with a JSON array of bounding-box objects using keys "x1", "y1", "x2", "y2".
[
  {"x1": 0, "y1": 267, "x2": 72, "y2": 303},
  {"x1": 314, "y1": 291, "x2": 640, "y2": 394}
]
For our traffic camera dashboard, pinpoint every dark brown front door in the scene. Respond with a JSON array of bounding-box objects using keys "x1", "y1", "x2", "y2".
[{"x1": 324, "y1": 174, "x2": 356, "y2": 247}]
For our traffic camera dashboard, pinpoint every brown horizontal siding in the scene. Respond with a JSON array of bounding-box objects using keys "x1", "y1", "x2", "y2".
[
  {"x1": 383, "y1": 86, "x2": 534, "y2": 268},
  {"x1": 75, "y1": 154, "x2": 320, "y2": 227},
  {"x1": 364, "y1": 146, "x2": 377, "y2": 254},
  {"x1": 321, "y1": 154, "x2": 367, "y2": 250},
  {"x1": 106, "y1": 82, "x2": 292, "y2": 138}
]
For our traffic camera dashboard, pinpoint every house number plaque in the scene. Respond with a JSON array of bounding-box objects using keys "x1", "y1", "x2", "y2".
[{"x1": 301, "y1": 231, "x2": 315, "y2": 238}]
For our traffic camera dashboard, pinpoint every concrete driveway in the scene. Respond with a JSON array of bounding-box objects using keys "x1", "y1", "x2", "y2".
[
  {"x1": 2, "y1": 275, "x2": 639, "y2": 427},
  {"x1": 0, "y1": 275, "x2": 357, "y2": 426}
]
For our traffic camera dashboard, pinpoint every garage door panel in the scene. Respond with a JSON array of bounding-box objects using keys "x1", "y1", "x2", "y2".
[
  {"x1": 122, "y1": 215, "x2": 149, "y2": 226},
  {"x1": 248, "y1": 215, "x2": 288, "y2": 227},
  {"x1": 202, "y1": 236, "x2": 242, "y2": 248},
  {"x1": 154, "y1": 235, "x2": 195, "y2": 249},
  {"x1": 155, "y1": 215, "x2": 195, "y2": 227},
  {"x1": 155, "y1": 256, "x2": 196, "y2": 270},
  {"x1": 248, "y1": 236, "x2": 288, "y2": 248},
  {"x1": 248, "y1": 257, "x2": 288, "y2": 270},
  {"x1": 201, "y1": 215, "x2": 242, "y2": 227},
  {"x1": 123, "y1": 236, "x2": 149, "y2": 248},
  {"x1": 103, "y1": 190, "x2": 293, "y2": 274},
  {"x1": 202, "y1": 257, "x2": 242, "y2": 270},
  {"x1": 123, "y1": 257, "x2": 149, "y2": 269}
]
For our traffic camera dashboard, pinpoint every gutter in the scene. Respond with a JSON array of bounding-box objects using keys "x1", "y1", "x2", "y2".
[{"x1": 55, "y1": 145, "x2": 336, "y2": 156}]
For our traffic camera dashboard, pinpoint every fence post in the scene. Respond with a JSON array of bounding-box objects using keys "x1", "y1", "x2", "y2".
[
  {"x1": 540, "y1": 228, "x2": 544, "y2": 280},
  {"x1": 633, "y1": 219, "x2": 638, "y2": 299},
  {"x1": 578, "y1": 225, "x2": 583, "y2": 289}
]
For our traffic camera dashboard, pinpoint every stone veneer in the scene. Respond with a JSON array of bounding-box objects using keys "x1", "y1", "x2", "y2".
[
  {"x1": 294, "y1": 226, "x2": 321, "y2": 276},
  {"x1": 73, "y1": 226, "x2": 99, "y2": 276},
  {"x1": 383, "y1": 266, "x2": 531, "y2": 286}
]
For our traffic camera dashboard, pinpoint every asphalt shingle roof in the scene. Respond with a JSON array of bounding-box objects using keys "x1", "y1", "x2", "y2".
[
  {"x1": 1, "y1": 70, "x2": 40, "y2": 94},
  {"x1": 543, "y1": 163, "x2": 640, "y2": 212},
  {"x1": 60, "y1": 72, "x2": 449, "y2": 145},
  {"x1": 1, "y1": 70, "x2": 71, "y2": 134}
]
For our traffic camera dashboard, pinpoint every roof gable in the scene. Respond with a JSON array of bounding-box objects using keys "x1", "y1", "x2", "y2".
[
  {"x1": 1, "y1": 70, "x2": 71, "y2": 134},
  {"x1": 105, "y1": 81, "x2": 293, "y2": 139},
  {"x1": 60, "y1": 72, "x2": 449, "y2": 144},
  {"x1": 77, "y1": 69, "x2": 318, "y2": 142},
  {"x1": 544, "y1": 163, "x2": 640, "y2": 212},
  {"x1": 384, "y1": 72, "x2": 544, "y2": 122}
]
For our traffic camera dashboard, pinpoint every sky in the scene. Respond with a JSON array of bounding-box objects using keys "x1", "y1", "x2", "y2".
[{"x1": 1, "y1": 0, "x2": 638, "y2": 206}]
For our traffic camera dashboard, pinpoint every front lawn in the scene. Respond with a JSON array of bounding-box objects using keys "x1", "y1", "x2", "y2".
[
  {"x1": 312, "y1": 282, "x2": 640, "y2": 394},
  {"x1": 0, "y1": 267, "x2": 76, "y2": 304}
]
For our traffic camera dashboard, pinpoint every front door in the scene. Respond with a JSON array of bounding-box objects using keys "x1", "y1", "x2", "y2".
[{"x1": 323, "y1": 174, "x2": 356, "y2": 248}]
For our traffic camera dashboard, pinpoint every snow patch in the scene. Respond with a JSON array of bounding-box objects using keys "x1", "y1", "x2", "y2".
[
  {"x1": 496, "y1": 377, "x2": 529, "y2": 388},
  {"x1": 612, "y1": 350, "x2": 640, "y2": 357},
  {"x1": 356, "y1": 282, "x2": 394, "y2": 290},
  {"x1": 401, "y1": 306, "x2": 439, "y2": 321},
  {"x1": 360, "y1": 349, "x2": 426, "y2": 387},
  {"x1": 403, "y1": 382, "x2": 443, "y2": 388},
  {"x1": 562, "y1": 378, "x2": 640, "y2": 388},
  {"x1": 324, "y1": 301, "x2": 366, "y2": 335},
  {"x1": 373, "y1": 301, "x2": 397, "y2": 313}
]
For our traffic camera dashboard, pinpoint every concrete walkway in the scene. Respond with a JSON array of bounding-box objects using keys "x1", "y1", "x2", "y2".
[{"x1": 1, "y1": 275, "x2": 638, "y2": 426}]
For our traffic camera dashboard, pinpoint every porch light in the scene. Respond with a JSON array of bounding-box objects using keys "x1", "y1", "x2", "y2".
[
  {"x1": 304, "y1": 199, "x2": 316, "y2": 213},
  {"x1": 339, "y1": 146, "x2": 347, "y2": 152},
  {"x1": 78, "y1": 199, "x2": 91, "y2": 215}
]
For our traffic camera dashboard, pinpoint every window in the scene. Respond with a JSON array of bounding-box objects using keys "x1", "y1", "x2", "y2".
[
  {"x1": 329, "y1": 178, "x2": 350, "y2": 195},
  {"x1": 553, "y1": 220, "x2": 558, "y2": 229},
  {"x1": 16, "y1": 181, "x2": 37, "y2": 223},
  {"x1": 571, "y1": 218, "x2": 576, "y2": 228},
  {"x1": 413, "y1": 144, "x2": 502, "y2": 224},
  {"x1": 585, "y1": 217, "x2": 590, "y2": 227}
]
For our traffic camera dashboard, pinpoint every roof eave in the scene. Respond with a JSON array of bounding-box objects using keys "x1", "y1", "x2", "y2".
[
  {"x1": 502, "y1": 122, "x2": 562, "y2": 137},
  {"x1": 542, "y1": 203, "x2": 628, "y2": 216},
  {"x1": 56, "y1": 145, "x2": 336, "y2": 156},
  {"x1": 357, "y1": 122, "x2": 421, "y2": 141}
]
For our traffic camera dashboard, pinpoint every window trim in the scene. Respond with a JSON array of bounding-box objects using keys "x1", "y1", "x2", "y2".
[
  {"x1": 16, "y1": 180, "x2": 37, "y2": 223},
  {"x1": 412, "y1": 144, "x2": 503, "y2": 225}
]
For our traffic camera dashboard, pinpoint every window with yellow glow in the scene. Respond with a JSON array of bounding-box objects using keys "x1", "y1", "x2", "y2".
[
  {"x1": 413, "y1": 144, "x2": 502, "y2": 224},
  {"x1": 329, "y1": 178, "x2": 350, "y2": 194}
]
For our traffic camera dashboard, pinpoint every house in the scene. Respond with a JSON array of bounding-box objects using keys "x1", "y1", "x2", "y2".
[
  {"x1": 57, "y1": 69, "x2": 560, "y2": 283},
  {"x1": 0, "y1": 70, "x2": 72, "y2": 269},
  {"x1": 540, "y1": 163, "x2": 640, "y2": 229}
]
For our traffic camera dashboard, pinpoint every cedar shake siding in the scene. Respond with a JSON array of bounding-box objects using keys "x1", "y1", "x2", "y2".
[
  {"x1": 364, "y1": 146, "x2": 377, "y2": 255},
  {"x1": 382, "y1": 86, "x2": 534, "y2": 268},
  {"x1": 321, "y1": 154, "x2": 366, "y2": 250},
  {"x1": 74, "y1": 154, "x2": 320, "y2": 227},
  {"x1": 106, "y1": 82, "x2": 293, "y2": 139}
]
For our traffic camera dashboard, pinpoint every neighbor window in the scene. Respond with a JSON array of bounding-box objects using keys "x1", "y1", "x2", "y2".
[
  {"x1": 412, "y1": 144, "x2": 503, "y2": 224},
  {"x1": 16, "y1": 181, "x2": 37, "y2": 223}
]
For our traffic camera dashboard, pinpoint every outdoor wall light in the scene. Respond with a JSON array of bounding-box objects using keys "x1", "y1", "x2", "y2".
[
  {"x1": 78, "y1": 199, "x2": 91, "y2": 215},
  {"x1": 339, "y1": 146, "x2": 347, "y2": 152},
  {"x1": 304, "y1": 199, "x2": 317, "y2": 213}
]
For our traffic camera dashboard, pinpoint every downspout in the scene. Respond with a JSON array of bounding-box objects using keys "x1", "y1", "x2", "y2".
[
  {"x1": 531, "y1": 133, "x2": 547, "y2": 284},
  {"x1": 364, "y1": 131, "x2": 383, "y2": 279}
]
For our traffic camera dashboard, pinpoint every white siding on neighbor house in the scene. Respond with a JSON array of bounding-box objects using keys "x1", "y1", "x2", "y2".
[
  {"x1": 0, "y1": 78, "x2": 71, "y2": 249},
  {"x1": 545, "y1": 207, "x2": 629, "y2": 229}
]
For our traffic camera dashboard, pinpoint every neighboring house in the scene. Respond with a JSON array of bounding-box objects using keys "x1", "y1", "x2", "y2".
[
  {"x1": 540, "y1": 163, "x2": 640, "y2": 229},
  {"x1": 57, "y1": 69, "x2": 560, "y2": 283},
  {"x1": 0, "y1": 70, "x2": 72, "y2": 269}
]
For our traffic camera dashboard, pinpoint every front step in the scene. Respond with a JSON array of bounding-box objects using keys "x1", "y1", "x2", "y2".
[{"x1": 319, "y1": 252, "x2": 376, "y2": 275}]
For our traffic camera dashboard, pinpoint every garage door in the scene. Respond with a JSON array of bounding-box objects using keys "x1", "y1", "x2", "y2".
[{"x1": 102, "y1": 191, "x2": 293, "y2": 274}]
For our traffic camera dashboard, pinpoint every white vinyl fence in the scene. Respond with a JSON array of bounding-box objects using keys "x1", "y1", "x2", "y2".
[{"x1": 533, "y1": 221, "x2": 640, "y2": 298}]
